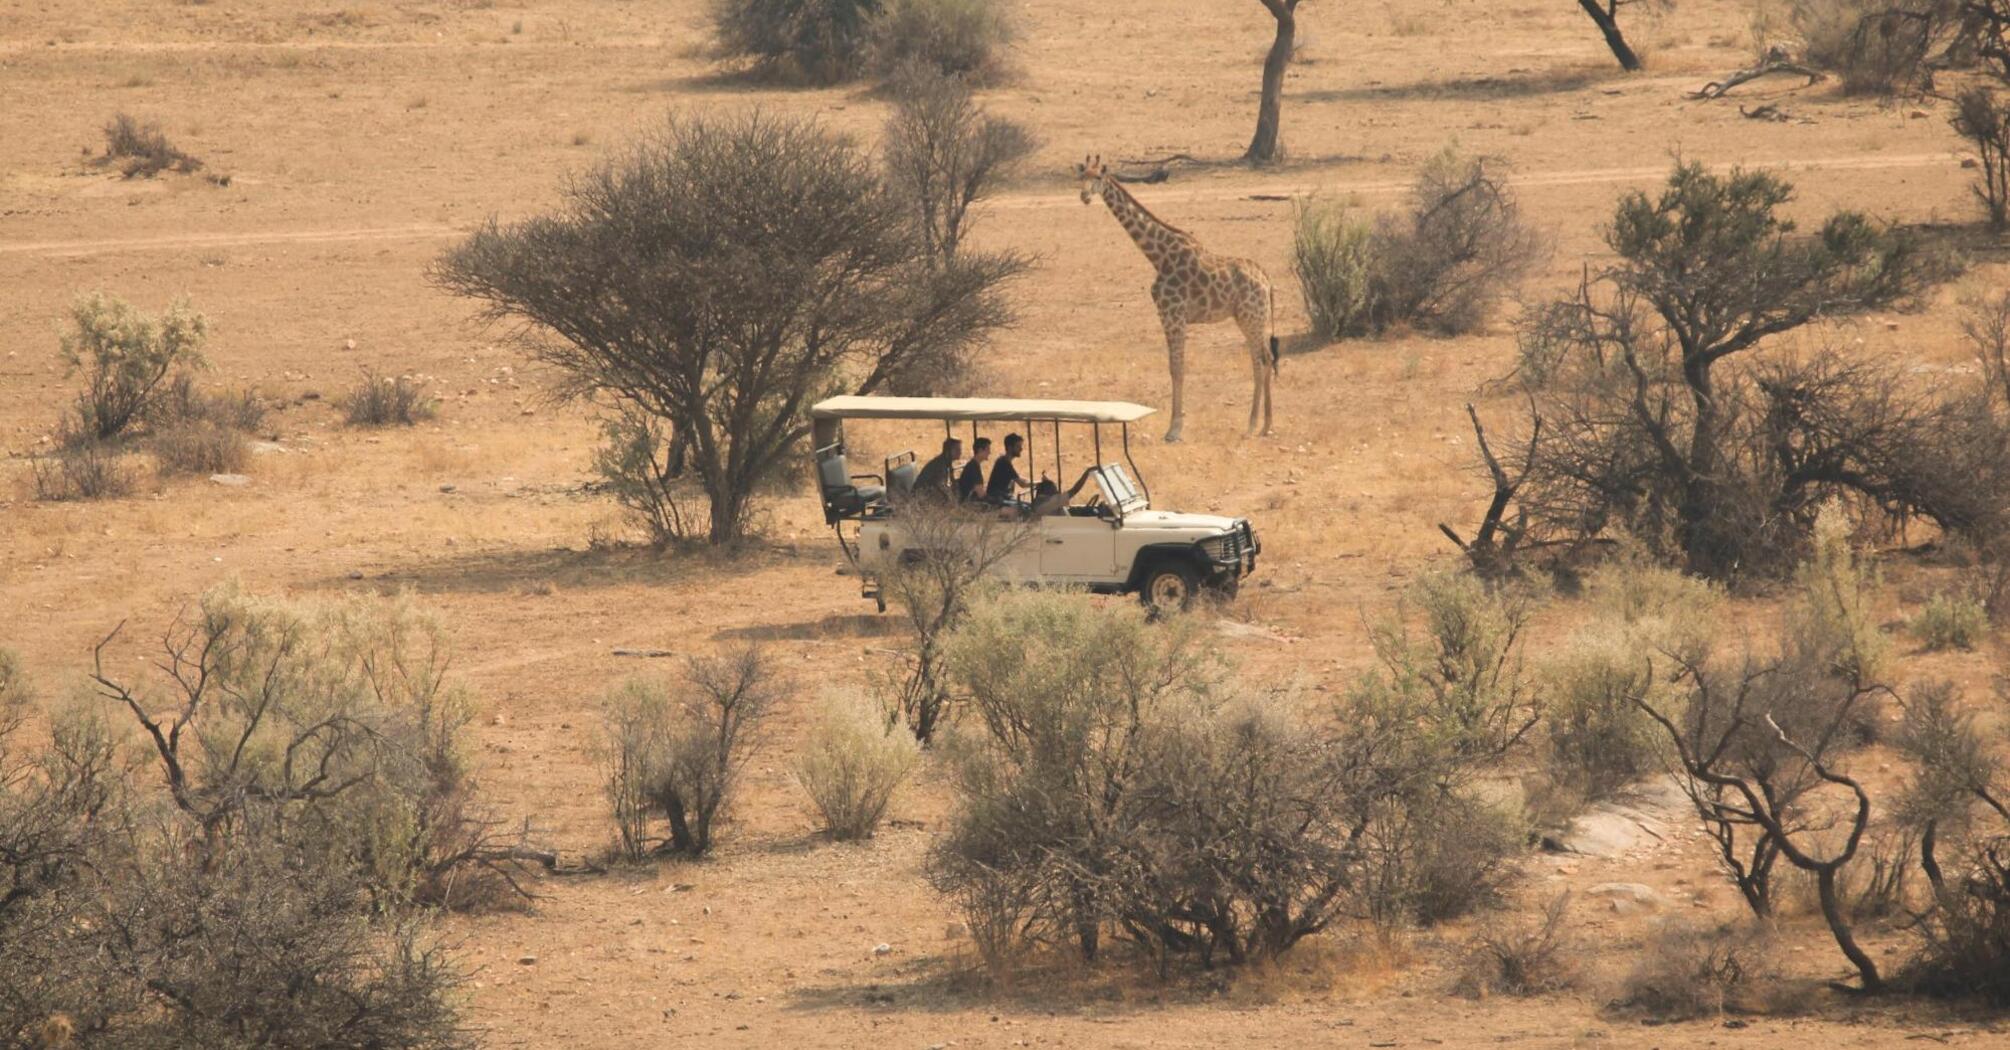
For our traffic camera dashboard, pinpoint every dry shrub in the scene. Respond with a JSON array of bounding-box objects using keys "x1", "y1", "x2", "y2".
[
  {"x1": 1906, "y1": 838, "x2": 2010, "y2": 1003},
  {"x1": 791, "y1": 692, "x2": 920, "y2": 840},
  {"x1": 59, "y1": 292, "x2": 207, "y2": 444},
  {"x1": 99, "y1": 112, "x2": 202, "y2": 177},
  {"x1": 1453, "y1": 893, "x2": 1575, "y2": 999},
  {"x1": 592, "y1": 407, "x2": 699, "y2": 546},
  {"x1": 1910, "y1": 590, "x2": 1989, "y2": 651},
  {"x1": 868, "y1": 0, "x2": 1013, "y2": 81},
  {"x1": 1541, "y1": 624, "x2": 1666, "y2": 803},
  {"x1": 145, "y1": 370, "x2": 267, "y2": 434},
  {"x1": 1953, "y1": 87, "x2": 2010, "y2": 230},
  {"x1": 342, "y1": 369, "x2": 438, "y2": 427},
  {"x1": 1791, "y1": 0, "x2": 1955, "y2": 94},
  {"x1": 30, "y1": 441, "x2": 133, "y2": 502},
  {"x1": 1295, "y1": 148, "x2": 1541, "y2": 339},
  {"x1": 152, "y1": 421, "x2": 248, "y2": 476},
  {"x1": 598, "y1": 648, "x2": 776, "y2": 860},
  {"x1": 1617, "y1": 921, "x2": 1778, "y2": 1019},
  {"x1": 710, "y1": 0, "x2": 880, "y2": 83}
]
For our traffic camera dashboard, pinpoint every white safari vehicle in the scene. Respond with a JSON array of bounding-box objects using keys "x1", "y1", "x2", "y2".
[{"x1": 809, "y1": 395, "x2": 1260, "y2": 611}]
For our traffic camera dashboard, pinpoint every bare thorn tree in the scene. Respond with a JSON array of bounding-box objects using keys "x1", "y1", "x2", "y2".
[{"x1": 1440, "y1": 403, "x2": 1541, "y2": 577}]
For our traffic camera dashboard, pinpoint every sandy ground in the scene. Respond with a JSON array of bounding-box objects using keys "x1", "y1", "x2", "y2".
[{"x1": 4, "y1": 1, "x2": 2008, "y2": 1046}]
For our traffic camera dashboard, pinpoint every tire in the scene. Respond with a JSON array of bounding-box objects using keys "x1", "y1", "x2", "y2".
[{"x1": 1138, "y1": 560, "x2": 1200, "y2": 614}]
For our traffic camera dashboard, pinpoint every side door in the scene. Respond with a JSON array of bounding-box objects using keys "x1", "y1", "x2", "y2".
[{"x1": 1037, "y1": 513, "x2": 1120, "y2": 583}]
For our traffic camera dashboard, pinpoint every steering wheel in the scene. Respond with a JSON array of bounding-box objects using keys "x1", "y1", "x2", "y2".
[{"x1": 1083, "y1": 493, "x2": 1104, "y2": 513}]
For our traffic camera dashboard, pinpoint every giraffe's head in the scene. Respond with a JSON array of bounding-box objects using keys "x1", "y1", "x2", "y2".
[{"x1": 1075, "y1": 154, "x2": 1112, "y2": 205}]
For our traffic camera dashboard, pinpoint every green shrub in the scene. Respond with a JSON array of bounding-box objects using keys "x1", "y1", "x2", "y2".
[
  {"x1": 1910, "y1": 590, "x2": 1989, "y2": 651},
  {"x1": 342, "y1": 369, "x2": 438, "y2": 427},
  {"x1": 1542, "y1": 624, "x2": 1664, "y2": 801},
  {"x1": 58, "y1": 291, "x2": 207, "y2": 443},
  {"x1": 792, "y1": 692, "x2": 920, "y2": 840},
  {"x1": 1293, "y1": 198, "x2": 1377, "y2": 340},
  {"x1": 1786, "y1": 503, "x2": 1890, "y2": 684},
  {"x1": 868, "y1": 0, "x2": 1013, "y2": 81}
]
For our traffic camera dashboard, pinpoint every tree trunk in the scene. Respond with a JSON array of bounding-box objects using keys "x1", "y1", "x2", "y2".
[
  {"x1": 1578, "y1": 0, "x2": 1643, "y2": 72},
  {"x1": 1817, "y1": 866, "x2": 1884, "y2": 991},
  {"x1": 1245, "y1": 0, "x2": 1298, "y2": 164},
  {"x1": 707, "y1": 485, "x2": 747, "y2": 545}
]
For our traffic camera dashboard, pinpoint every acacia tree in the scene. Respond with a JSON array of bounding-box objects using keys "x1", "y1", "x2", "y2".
[
  {"x1": 1246, "y1": 0, "x2": 1302, "y2": 164},
  {"x1": 434, "y1": 112, "x2": 1018, "y2": 543},
  {"x1": 1508, "y1": 162, "x2": 1942, "y2": 577}
]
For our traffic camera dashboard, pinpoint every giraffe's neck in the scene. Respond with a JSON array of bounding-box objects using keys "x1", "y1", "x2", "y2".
[{"x1": 1100, "y1": 179, "x2": 1188, "y2": 273}]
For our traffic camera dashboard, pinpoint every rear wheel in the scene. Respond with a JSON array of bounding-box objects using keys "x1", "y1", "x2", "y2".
[{"x1": 1139, "y1": 561, "x2": 1200, "y2": 614}]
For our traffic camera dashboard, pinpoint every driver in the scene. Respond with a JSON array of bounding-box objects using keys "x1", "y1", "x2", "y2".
[
  {"x1": 985, "y1": 433, "x2": 1031, "y2": 508},
  {"x1": 1030, "y1": 467, "x2": 1098, "y2": 517}
]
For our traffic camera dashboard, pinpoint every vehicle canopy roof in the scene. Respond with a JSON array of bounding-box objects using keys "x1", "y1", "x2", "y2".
[{"x1": 811, "y1": 395, "x2": 1156, "y2": 426}]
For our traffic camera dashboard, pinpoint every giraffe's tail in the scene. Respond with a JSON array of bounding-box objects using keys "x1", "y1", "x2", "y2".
[{"x1": 1267, "y1": 281, "x2": 1281, "y2": 374}]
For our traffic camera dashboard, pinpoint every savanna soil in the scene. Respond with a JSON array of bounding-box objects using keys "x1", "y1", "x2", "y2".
[{"x1": 2, "y1": 1, "x2": 2006, "y2": 1046}]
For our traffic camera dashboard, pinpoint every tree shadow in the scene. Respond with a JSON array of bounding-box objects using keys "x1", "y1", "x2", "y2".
[
  {"x1": 1299, "y1": 65, "x2": 1619, "y2": 105},
  {"x1": 309, "y1": 543, "x2": 794, "y2": 596},
  {"x1": 713, "y1": 612, "x2": 902, "y2": 642},
  {"x1": 782, "y1": 951, "x2": 1226, "y2": 1018}
]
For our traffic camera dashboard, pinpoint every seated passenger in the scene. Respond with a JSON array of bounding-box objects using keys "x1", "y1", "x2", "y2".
[
  {"x1": 956, "y1": 437, "x2": 991, "y2": 504},
  {"x1": 912, "y1": 437, "x2": 960, "y2": 502},
  {"x1": 985, "y1": 433, "x2": 1031, "y2": 508}
]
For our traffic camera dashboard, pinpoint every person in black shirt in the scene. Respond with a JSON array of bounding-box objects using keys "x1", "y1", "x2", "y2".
[
  {"x1": 985, "y1": 433, "x2": 1030, "y2": 507},
  {"x1": 913, "y1": 437, "x2": 960, "y2": 502},
  {"x1": 956, "y1": 437, "x2": 991, "y2": 504}
]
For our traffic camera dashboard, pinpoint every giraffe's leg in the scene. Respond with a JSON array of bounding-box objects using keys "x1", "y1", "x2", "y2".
[
  {"x1": 1160, "y1": 312, "x2": 1187, "y2": 443},
  {"x1": 1238, "y1": 315, "x2": 1272, "y2": 438}
]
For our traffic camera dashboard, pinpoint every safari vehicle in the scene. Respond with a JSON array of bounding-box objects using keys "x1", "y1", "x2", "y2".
[{"x1": 810, "y1": 395, "x2": 1260, "y2": 611}]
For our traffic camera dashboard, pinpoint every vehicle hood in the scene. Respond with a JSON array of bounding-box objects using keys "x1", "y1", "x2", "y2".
[{"x1": 1121, "y1": 509, "x2": 1243, "y2": 532}]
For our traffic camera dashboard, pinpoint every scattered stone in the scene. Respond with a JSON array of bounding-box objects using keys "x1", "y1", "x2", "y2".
[
  {"x1": 873, "y1": 943, "x2": 893, "y2": 956},
  {"x1": 439, "y1": 483, "x2": 457, "y2": 493},
  {"x1": 208, "y1": 473, "x2": 251, "y2": 487},
  {"x1": 518, "y1": 955, "x2": 537, "y2": 966},
  {"x1": 346, "y1": 570, "x2": 365, "y2": 580},
  {"x1": 343, "y1": 339, "x2": 357, "y2": 351},
  {"x1": 249, "y1": 441, "x2": 287, "y2": 455},
  {"x1": 613, "y1": 647, "x2": 676, "y2": 658},
  {"x1": 1586, "y1": 882, "x2": 1669, "y2": 914}
]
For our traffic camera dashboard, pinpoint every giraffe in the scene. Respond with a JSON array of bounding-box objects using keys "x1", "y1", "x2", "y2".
[{"x1": 1076, "y1": 155, "x2": 1276, "y2": 443}]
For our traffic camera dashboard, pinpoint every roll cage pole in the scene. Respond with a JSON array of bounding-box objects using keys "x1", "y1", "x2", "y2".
[{"x1": 1123, "y1": 423, "x2": 1148, "y2": 505}]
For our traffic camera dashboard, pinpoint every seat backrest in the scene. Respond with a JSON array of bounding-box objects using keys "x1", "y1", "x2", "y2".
[
  {"x1": 818, "y1": 453, "x2": 850, "y2": 492},
  {"x1": 888, "y1": 461, "x2": 918, "y2": 496}
]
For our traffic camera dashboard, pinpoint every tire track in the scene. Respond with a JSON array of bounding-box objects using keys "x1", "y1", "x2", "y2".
[{"x1": 0, "y1": 151, "x2": 1966, "y2": 258}]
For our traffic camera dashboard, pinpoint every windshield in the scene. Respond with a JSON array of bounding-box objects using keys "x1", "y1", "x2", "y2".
[{"x1": 1094, "y1": 463, "x2": 1148, "y2": 515}]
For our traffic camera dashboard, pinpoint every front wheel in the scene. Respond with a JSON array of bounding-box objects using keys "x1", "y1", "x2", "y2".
[{"x1": 1139, "y1": 561, "x2": 1200, "y2": 614}]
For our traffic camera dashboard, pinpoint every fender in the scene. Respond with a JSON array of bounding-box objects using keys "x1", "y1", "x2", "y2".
[{"x1": 1122, "y1": 542, "x2": 1213, "y2": 592}]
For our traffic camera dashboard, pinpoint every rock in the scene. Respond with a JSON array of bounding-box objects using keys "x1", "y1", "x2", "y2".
[
  {"x1": 1541, "y1": 778, "x2": 1687, "y2": 858},
  {"x1": 249, "y1": 441, "x2": 287, "y2": 455},
  {"x1": 517, "y1": 955, "x2": 537, "y2": 966},
  {"x1": 208, "y1": 473, "x2": 251, "y2": 487},
  {"x1": 1586, "y1": 882, "x2": 1669, "y2": 914},
  {"x1": 873, "y1": 943, "x2": 893, "y2": 956},
  {"x1": 346, "y1": 570, "x2": 365, "y2": 580},
  {"x1": 1963, "y1": 156, "x2": 1982, "y2": 169},
  {"x1": 343, "y1": 339, "x2": 357, "y2": 351},
  {"x1": 439, "y1": 483, "x2": 457, "y2": 493}
]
